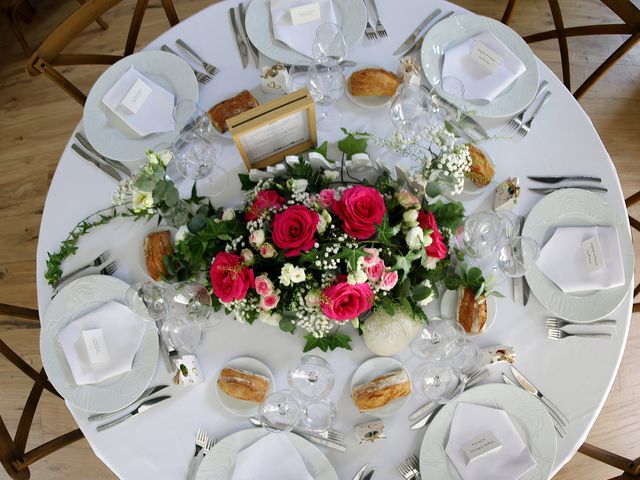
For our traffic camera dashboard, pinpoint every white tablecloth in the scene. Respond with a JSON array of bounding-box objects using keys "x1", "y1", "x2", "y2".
[{"x1": 35, "y1": 0, "x2": 633, "y2": 478}]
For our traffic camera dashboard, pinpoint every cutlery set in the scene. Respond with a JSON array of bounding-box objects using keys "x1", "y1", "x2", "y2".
[
  {"x1": 546, "y1": 318, "x2": 614, "y2": 340},
  {"x1": 504, "y1": 81, "x2": 552, "y2": 137},
  {"x1": 528, "y1": 175, "x2": 606, "y2": 194},
  {"x1": 72, "y1": 132, "x2": 130, "y2": 182},
  {"x1": 160, "y1": 44, "x2": 217, "y2": 84},
  {"x1": 394, "y1": 10, "x2": 453, "y2": 56},
  {"x1": 230, "y1": 3, "x2": 258, "y2": 68},
  {"x1": 353, "y1": 463, "x2": 375, "y2": 480},
  {"x1": 186, "y1": 429, "x2": 217, "y2": 480},
  {"x1": 249, "y1": 416, "x2": 346, "y2": 451},
  {"x1": 51, "y1": 259, "x2": 117, "y2": 298},
  {"x1": 97, "y1": 395, "x2": 171, "y2": 431},
  {"x1": 363, "y1": 0, "x2": 387, "y2": 39}
]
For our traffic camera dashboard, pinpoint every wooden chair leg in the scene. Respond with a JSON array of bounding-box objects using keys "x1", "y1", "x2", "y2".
[
  {"x1": 160, "y1": 0, "x2": 179, "y2": 26},
  {"x1": 548, "y1": 0, "x2": 571, "y2": 91},
  {"x1": 124, "y1": 0, "x2": 149, "y2": 56},
  {"x1": 37, "y1": 61, "x2": 87, "y2": 106},
  {"x1": 579, "y1": 443, "x2": 640, "y2": 476},
  {"x1": 13, "y1": 429, "x2": 83, "y2": 474},
  {"x1": 3, "y1": 14, "x2": 31, "y2": 56},
  {"x1": 501, "y1": 0, "x2": 519, "y2": 24},
  {"x1": 0, "y1": 304, "x2": 39, "y2": 321}
]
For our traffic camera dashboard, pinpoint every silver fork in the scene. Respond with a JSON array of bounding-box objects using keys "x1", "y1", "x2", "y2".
[
  {"x1": 368, "y1": 0, "x2": 387, "y2": 37},
  {"x1": 546, "y1": 318, "x2": 616, "y2": 330},
  {"x1": 52, "y1": 261, "x2": 117, "y2": 298},
  {"x1": 55, "y1": 251, "x2": 110, "y2": 286},
  {"x1": 397, "y1": 454, "x2": 422, "y2": 479},
  {"x1": 318, "y1": 429, "x2": 344, "y2": 442},
  {"x1": 160, "y1": 44, "x2": 211, "y2": 85},
  {"x1": 189, "y1": 434, "x2": 217, "y2": 480},
  {"x1": 186, "y1": 429, "x2": 208, "y2": 480},
  {"x1": 505, "y1": 81, "x2": 548, "y2": 134},
  {"x1": 362, "y1": 0, "x2": 377, "y2": 39},
  {"x1": 176, "y1": 39, "x2": 220, "y2": 76},
  {"x1": 547, "y1": 327, "x2": 611, "y2": 340},
  {"x1": 518, "y1": 91, "x2": 552, "y2": 137}
]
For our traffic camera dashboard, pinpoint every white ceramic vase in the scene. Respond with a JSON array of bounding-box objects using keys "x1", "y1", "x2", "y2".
[{"x1": 362, "y1": 310, "x2": 422, "y2": 356}]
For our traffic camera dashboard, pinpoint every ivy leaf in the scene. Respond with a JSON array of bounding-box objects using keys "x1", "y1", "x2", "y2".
[
  {"x1": 310, "y1": 141, "x2": 328, "y2": 158},
  {"x1": 303, "y1": 333, "x2": 352, "y2": 352},
  {"x1": 375, "y1": 214, "x2": 395, "y2": 246},
  {"x1": 396, "y1": 277, "x2": 411, "y2": 298},
  {"x1": 337, "y1": 133, "x2": 367, "y2": 159},
  {"x1": 411, "y1": 301, "x2": 428, "y2": 322},
  {"x1": 430, "y1": 200, "x2": 465, "y2": 230},
  {"x1": 335, "y1": 247, "x2": 367, "y2": 271},
  {"x1": 412, "y1": 285, "x2": 432, "y2": 302},
  {"x1": 238, "y1": 173, "x2": 257, "y2": 191},
  {"x1": 379, "y1": 296, "x2": 396, "y2": 316},
  {"x1": 279, "y1": 312, "x2": 297, "y2": 333}
]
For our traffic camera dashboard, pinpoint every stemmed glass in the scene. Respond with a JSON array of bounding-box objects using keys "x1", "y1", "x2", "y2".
[
  {"x1": 389, "y1": 84, "x2": 433, "y2": 141},
  {"x1": 287, "y1": 63, "x2": 310, "y2": 93},
  {"x1": 412, "y1": 361, "x2": 466, "y2": 403},
  {"x1": 495, "y1": 235, "x2": 540, "y2": 278},
  {"x1": 443, "y1": 336, "x2": 483, "y2": 376},
  {"x1": 410, "y1": 317, "x2": 464, "y2": 361},
  {"x1": 307, "y1": 58, "x2": 345, "y2": 131},
  {"x1": 125, "y1": 281, "x2": 166, "y2": 320},
  {"x1": 171, "y1": 131, "x2": 227, "y2": 191},
  {"x1": 259, "y1": 391, "x2": 301, "y2": 433},
  {"x1": 172, "y1": 99, "x2": 214, "y2": 140},
  {"x1": 163, "y1": 281, "x2": 216, "y2": 326},
  {"x1": 161, "y1": 316, "x2": 203, "y2": 354},
  {"x1": 430, "y1": 76, "x2": 467, "y2": 123},
  {"x1": 287, "y1": 355, "x2": 336, "y2": 432},
  {"x1": 454, "y1": 211, "x2": 505, "y2": 259},
  {"x1": 312, "y1": 23, "x2": 347, "y2": 63}
]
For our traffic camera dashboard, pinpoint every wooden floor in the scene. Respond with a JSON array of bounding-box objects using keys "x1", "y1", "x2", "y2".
[{"x1": 0, "y1": 0, "x2": 638, "y2": 478}]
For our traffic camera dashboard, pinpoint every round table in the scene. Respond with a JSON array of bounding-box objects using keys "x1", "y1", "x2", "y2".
[{"x1": 36, "y1": 0, "x2": 634, "y2": 478}]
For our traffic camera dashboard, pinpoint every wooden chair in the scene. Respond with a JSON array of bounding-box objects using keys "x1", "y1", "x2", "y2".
[
  {"x1": 501, "y1": 0, "x2": 640, "y2": 99},
  {"x1": 0, "y1": 303, "x2": 84, "y2": 480},
  {"x1": 578, "y1": 443, "x2": 640, "y2": 479},
  {"x1": 626, "y1": 190, "x2": 640, "y2": 314},
  {"x1": 25, "y1": 0, "x2": 180, "y2": 106}
]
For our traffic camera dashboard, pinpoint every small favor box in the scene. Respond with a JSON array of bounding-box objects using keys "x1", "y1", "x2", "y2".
[
  {"x1": 398, "y1": 57, "x2": 422, "y2": 86},
  {"x1": 81, "y1": 328, "x2": 110, "y2": 366},
  {"x1": 461, "y1": 431, "x2": 502, "y2": 464},
  {"x1": 493, "y1": 177, "x2": 520, "y2": 211},
  {"x1": 261, "y1": 64, "x2": 290, "y2": 95},
  {"x1": 172, "y1": 355, "x2": 204, "y2": 386},
  {"x1": 354, "y1": 420, "x2": 386, "y2": 444}
]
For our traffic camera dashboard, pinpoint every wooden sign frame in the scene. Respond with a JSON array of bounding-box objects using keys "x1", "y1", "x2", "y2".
[{"x1": 227, "y1": 88, "x2": 317, "y2": 170}]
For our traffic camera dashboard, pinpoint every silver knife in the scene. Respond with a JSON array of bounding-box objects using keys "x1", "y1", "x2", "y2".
[
  {"x1": 87, "y1": 385, "x2": 169, "y2": 422},
  {"x1": 523, "y1": 276, "x2": 531, "y2": 306},
  {"x1": 510, "y1": 365, "x2": 569, "y2": 426},
  {"x1": 249, "y1": 417, "x2": 346, "y2": 451},
  {"x1": 529, "y1": 186, "x2": 608, "y2": 194},
  {"x1": 394, "y1": 8, "x2": 441, "y2": 55},
  {"x1": 75, "y1": 132, "x2": 131, "y2": 178},
  {"x1": 353, "y1": 464, "x2": 369, "y2": 480},
  {"x1": 229, "y1": 8, "x2": 248, "y2": 68},
  {"x1": 156, "y1": 319, "x2": 178, "y2": 372},
  {"x1": 97, "y1": 395, "x2": 171, "y2": 432},
  {"x1": 290, "y1": 60, "x2": 356, "y2": 71},
  {"x1": 528, "y1": 175, "x2": 602, "y2": 184},
  {"x1": 502, "y1": 374, "x2": 566, "y2": 437},
  {"x1": 238, "y1": 3, "x2": 259, "y2": 67},
  {"x1": 362, "y1": 471, "x2": 375, "y2": 480},
  {"x1": 403, "y1": 11, "x2": 454, "y2": 56},
  {"x1": 71, "y1": 144, "x2": 121, "y2": 181},
  {"x1": 513, "y1": 215, "x2": 524, "y2": 305}
]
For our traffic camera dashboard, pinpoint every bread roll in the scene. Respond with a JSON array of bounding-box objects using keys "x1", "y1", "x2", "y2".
[
  {"x1": 466, "y1": 144, "x2": 495, "y2": 187},
  {"x1": 349, "y1": 68, "x2": 399, "y2": 97},
  {"x1": 456, "y1": 287, "x2": 487, "y2": 334},
  {"x1": 208, "y1": 90, "x2": 259, "y2": 133},
  {"x1": 352, "y1": 369, "x2": 411, "y2": 412},
  {"x1": 217, "y1": 367, "x2": 270, "y2": 403},
  {"x1": 143, "y1": 230, "x2": 173, "y2": 281}
]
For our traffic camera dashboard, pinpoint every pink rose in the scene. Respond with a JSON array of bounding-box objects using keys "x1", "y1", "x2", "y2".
[
  {"x1": 396, "y1": 189, "x2": 420, "y2": 209},
  {"x1": 246, "y1": 190, "x2": 285, "y2": 221},
  {"x1": 321, "y1": 281, "x2": 374, "y2": 321},
  {"x1": 259, "y1": 294, "x2": 279, "y2": 310},
  {"x1": 254, "y1": 275, "x2": 274, "y2": 296},
  {"x1": 210, "y1": 252, "x2": 254, "y2": 303},
  {"x1": 418, "y1": 211, "x2": 448, "y2": 259},
  {"x1": 362, "y1": 247, "x2": 380, "y2": 268},
  {"x1": 379, "y1": 271, "x2": 398, "y2": 291},
  {"x1": 260, "y1": 243, "x2": 277, "y2": 258},
  {"x1": 365, "y1": 259, "x2": 385, "y2": 282},
  {"x1": 240, "y1": 248, "x2": 254, "y2": 265},
  {"x1": 317, "y1": 189, "x2": 337, "y2": 210},
  {"x1": 271, "y1": 205, "x2": 319, "y2": 257},
  {"x1": 334, "y1": 186, "x2": 386, "y2": 240}
]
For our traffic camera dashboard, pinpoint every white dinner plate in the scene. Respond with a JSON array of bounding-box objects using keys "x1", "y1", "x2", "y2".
[
  {"x1": 245, "y1": 0, "x2": 367, "y2": 65},
  {"x1": 215, "y1": 356, "x2": 276, "y2": 417},
  {"x1": 83, "y1": 51, "x2": 199, "y2": 162},
  {"x1": 40, "y1": 276, "x2": 159, "y2": 413},
  {"x1": 421, "y1": 14, "x2": 539, "y2": 118},
  {"x1": 420, "y1": 383, "x2": 556, "y2": 480},
  {"x1": 523, "y1": 188, "x2": 635, "y2": 322},
  {"x1": 350, "y1": 357, "x2": 411, "y2": 417},
  {"x1": 196, "y1": 428, "x2": 338, "y2": 480},
  {"x1": 440, "y1": 289, "x2": 497, "y2": 335}
]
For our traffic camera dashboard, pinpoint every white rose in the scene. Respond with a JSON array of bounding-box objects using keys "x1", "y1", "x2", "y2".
[
  {"x1": 291, "y1": 179, "x2": 308, "y2": 192},
  {"x1": 289, "y1": 266, "x2": 306, "y2": 284},
  {"x1": 158, "y1": 150, "x2": 173, "y2": 166},
  {"x1": 317, "y1": 214, "x2": 327, "y2": 234},
  {"x1": 259, "y1": 311, "x2": 282, "y2": 327},
  {"x1": 402, "y1": 209, "x2": 419, "y2": 227},
  {"x1": 324, "y1": 170, "x2": 339, "y2": 181},
  {"x1": 249, "y1": 229, "x2": 265, "y2": 247},
  {"x1": 146, "y1": 151, "x2": 159, "y2": 165},
  {"x1": 222, "y1": 208, "x2": 235, "y2": 221},
  {"x1": 279, "y1": 263, "x2": 294, "y2": 286},
  {"x1": 305, "y1": 289, "x2": 321, "y2": 307},
  {"x1": 132, "y1": 190, "x2": 154, "y2": 212},
  {"x1": 175, "y1": 225, "x2": 189, "y2": 244},
  {"x1": 347, "y1": 269, "x2": 368, "y2": 285},
  {"x1": 405, "y1": 226, "x2": 425, "y2": 250}
]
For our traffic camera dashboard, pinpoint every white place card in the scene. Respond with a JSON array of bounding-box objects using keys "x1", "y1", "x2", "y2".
[
  {"x1": 461, "y1": 431, "x2": 502, "y2": 464},
  {"x1": 581, "y1": 234, "x2": 606, "y2": 273},
  {"x1": 290, "y1": 2, "x2": 321, "y2": 25},
  {"x1": 81, "y1": 328, "x2": 110, "y2": 366},
  {"x1": 469, "y1": 42, "x2": 503, "y2": 73},
  {"x1": 120, "y1": 78, "x2": 152, "y2": 114}
]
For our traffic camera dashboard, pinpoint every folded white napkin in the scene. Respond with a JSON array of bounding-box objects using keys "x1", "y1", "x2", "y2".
[
  {"x1": 57, "y1": 301, "x2": 147, "y2": 386},
  {"x1": 442, "y1": 31, "x2": 526, "y2": 102},
  {"x1": 537, "y1": 226, "x2": 625, "y2": 293},
  {"x1": 446, "y1": 403, "x2": 537, "y2": 480},
  {"x1": 101, "y1": 66, "x2": 175, "y2": 137},
  {"x1": 270, "y1": 0, "x2": 337, "y2": 58},
  {"x1": 231, "y1": 433, "x2": 313, "y2": 480}
]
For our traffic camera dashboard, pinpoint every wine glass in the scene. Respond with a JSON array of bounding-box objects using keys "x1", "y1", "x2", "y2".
[
  {"x1": 495, "y1": 236, "x2": 540, "y2": 278},
  {"x1": 430, "y1": 76, "x2": 467, "y2": 122},
  {"x1": 312, "y1": 23, "x2": 347, "y2": 63},
  {"x1": 410, "y1": 317, "x2": 464, "y2": 361},
  {"x1": 454, "y1": 211, "x2": 504, "y2": 259},
  {"x1": 412, "y1": 362, "x2": 466, "y2": 403},
  {"x1": 287, "y1": 355, "x2": 335, "y2": 400},
  {"x1": 443, "y1": 336, "x2": 483, "y2": 375},
  {"x1": 163, "y1": 281, "x2": 218, "y2": 327},
  {"x1": 299, "y1": 398, "x2": 336, "y2": 432},
  {"x1": 161, "y1": 316, "x2": 203, "y2": 354},
  {"x1": 172, "y1": 99, "x2": 213, "y2": 140},
  {"x1": 389, "y1": 84, "x2": 433, "y2": 140},
  {"x1": 125, "y1": 281, "x2": 166, "y2": 320},
  {"x1": 171, "y1": 131, "x2": 218, "y2": 181},
  {"x1": 287, "y1": 63, "x2": 310, "y2": 93},
  {"x1": 259, "y1": 391, "x2": 301, "y2": 432},
  {"x1": 307, "y1": 58, "x2": 345, "y2": 131}
]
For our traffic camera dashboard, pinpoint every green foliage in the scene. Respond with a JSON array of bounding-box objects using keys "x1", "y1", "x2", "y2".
[
  {"x1": 310, "y1": 141, "x2": 328, "y2": 159},
  {"x1": 238, "y1": 173, "x2": 257, "y2": 191},
  {"x1": 303, "y1": 333, "x2": 352, "y2": 352},
  {"x1": 337, "y1": 131, "x2": 368, "y2": 159},
  {"x1": 279, "y1": 312, "x2": 297, "y2": 333},
  {"x1": 429, "y1": 200, "x2": 465, "y2": 230},
  {"x1": 335, "y1": 246, "x2": 367, "y2": 271},
  {"x1": 285, "y1": 157, "x2": 329, "y2": 192}
]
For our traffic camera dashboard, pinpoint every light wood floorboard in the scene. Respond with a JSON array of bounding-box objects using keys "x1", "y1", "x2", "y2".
[{"x1": 0, "y1": 0, "x2": 638, "y2": 478}]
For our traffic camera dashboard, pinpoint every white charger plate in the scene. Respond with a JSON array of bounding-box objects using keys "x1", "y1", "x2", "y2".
[
  {"x1": 245, "y1": 0, "x2": 367, "y2": 65},
  {"x1": 39, "y1": 276, "x2": 159, "y2": 413},
  {"x1": 215, "y1": 356, "x2": 276, "y2": 417},
  {"x1": 440, "y1": 288, "x2": 497, "y2": 335},
  {"x1": 83, "y1": 51, "x2": 199, "y2": 162},
  {"x1": 350, "y1": 357, "x2": 411, "y2": 417},
  {"x1": 196, "y1": 429, "x2": 338, "y2": 480},
  {"x1": 421, "y1": 14, "x2": 539, "y2": 118},
  {"x1": 420, "y1": 383, "x2": 556, "y2": 480},
  {"x1": 523, "y1": 188, "x2": 635, "y2": 322}
]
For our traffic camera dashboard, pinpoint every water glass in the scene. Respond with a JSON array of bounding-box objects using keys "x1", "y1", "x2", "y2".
[
  {"x1": 287, "y1": 63, "x2": 310, "y2": 93},
  {"x1": 163, "y1": 281, "x2": 217, "y2": 326},
  {"x1": 125, "y1": 281, "x2": 166, "y2": 320},
  {"x1": 413, "y1": 362, "x2": 465, "y2": 403},
  {"x1": 287, "y1": 355, "x2": 335, "y2": 400},
  {"x1": 443, "y1": 336, "x2": 483, "y2": 375},
  {"x1": 410, "y1": 317, "x2": 464, "y2": 361},
  {"x1": 430, "y1": 76, "x2": 467, "y2": 122},
  {"x1": 299, "y1": 398, "x2": 336, "y2": 432},
  {"x1": 161, "y1": 316, "x2": 203, "y2": 354},
  {"x1": 172, "y1": 131, "x2": 217, "y2": 181},
  {"x1": 454, "y1": 211, "x2": 504, "y2": 259},
  {"x1": 312, "y1": 23, "x2": 347, "y2": 63},
  {"x1": 259, "y1": 391, "x2": 301, "y2": 433},
  {"x1": 172, "y1": 99, "x2": 213, "y2": 139},
  {"x1": 496, "y1": 236, "x2": 540, "y2": 278},
  {"x1": 389, "y1": 84, "x2": 432, "y2": 140},
  {"x1": 307, "y1": 58, "x2": 345, "y2": 131}
]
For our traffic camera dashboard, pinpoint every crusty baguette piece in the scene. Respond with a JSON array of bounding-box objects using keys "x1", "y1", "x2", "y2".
[
  {"x1": 456, "y1": 287, "x2": 487, "y2": 334},
  {"x1": 349, "y1": 68, "x2": 399, "y2": 97},
  {"x1": 143, "y1": 231, "x2": 173, "y2": 281},
  {"x1": 466, "y1": 144, "x2": 495, "y2": 187},
  {"x1": 208, "y1": 90, "x2": 259, "y2": 133},
  {"x1": 351, "y1": 369, "x2": 411, "y2": 412},
  {"x1": 217, "y1": 367, "x2": 270, "y2": 403}
]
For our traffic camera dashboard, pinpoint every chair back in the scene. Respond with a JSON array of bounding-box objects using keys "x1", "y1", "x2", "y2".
[{"x1": 625, "y1": 192, "x2": 640, "y2": 313}]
